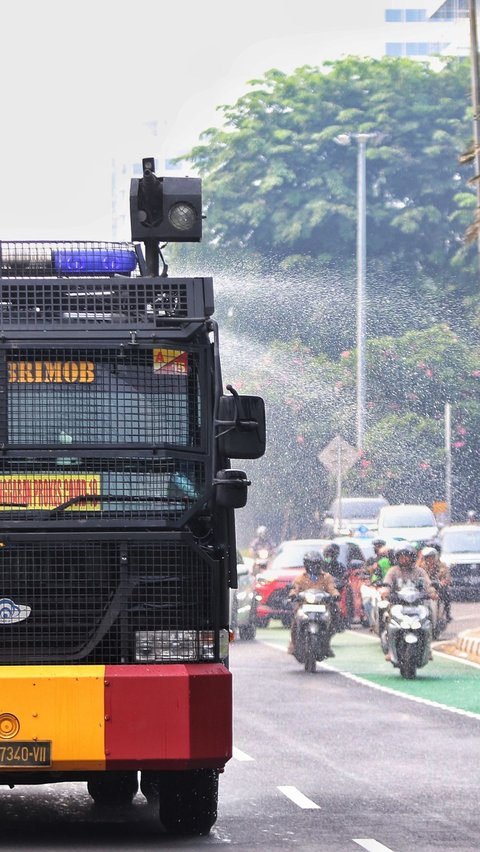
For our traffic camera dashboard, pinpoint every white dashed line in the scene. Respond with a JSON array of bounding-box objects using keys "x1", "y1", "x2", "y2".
[
  {"x1": 353, "y1": 840, "x2": 396, "y2": 852},
  {"x1": 277, "y1": 785, "x2": 320, "y2": 809},
  {"x1": 232, "y1": 746, "x2": 254, "y2": 761}
]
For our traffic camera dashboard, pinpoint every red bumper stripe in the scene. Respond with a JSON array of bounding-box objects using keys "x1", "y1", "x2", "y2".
[{"x1": 104, "y1": 664, "x2": 232, "y2": 770}]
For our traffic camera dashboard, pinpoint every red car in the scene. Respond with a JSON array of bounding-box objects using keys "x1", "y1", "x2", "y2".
[{"x1": 254, "y1": 538, "x2": 370, "y2": 628}]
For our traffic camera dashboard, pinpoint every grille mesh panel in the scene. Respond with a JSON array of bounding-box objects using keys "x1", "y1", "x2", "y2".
[
  {"x1": 0, "y1": 346, "x2": 205, "y2": 520},
  {"x1": 0, "y1": 278, "x2": 189, "y2": 324},
  {"x1": 0, "y1": 540, "x2": 216, "y2": 664}
]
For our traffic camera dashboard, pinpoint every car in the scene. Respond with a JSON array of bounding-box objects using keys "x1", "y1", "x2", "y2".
[
  {"x1": 230, "y1": 552, "x2": 257, "y2": 640},
  {"x1": 254, "y1": 538, "x2": 368, "y2": 628},
  {"x1": 376, "y1": 503, "x2": 438, "y2": 544},
  {"x1": 439, "y1": 524, "x2": 480, "y2": 600},
  {"x1": 321, "y1": 496, "x2": 389, "y2": 537}
]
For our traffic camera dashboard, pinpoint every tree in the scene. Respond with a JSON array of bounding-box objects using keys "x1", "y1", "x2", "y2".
[{"x1": 184, "y1": 56, "x2": 477, "y2": 296}]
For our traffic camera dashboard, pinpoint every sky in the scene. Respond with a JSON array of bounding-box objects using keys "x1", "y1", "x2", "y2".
[{"x1": 0, "y1": 0, "x2": 390, "y2": 239}]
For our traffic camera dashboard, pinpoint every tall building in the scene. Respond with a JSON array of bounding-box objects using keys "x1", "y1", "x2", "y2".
[{"x1": 384, "y1": 1, "x2": 472, "y2": 58}]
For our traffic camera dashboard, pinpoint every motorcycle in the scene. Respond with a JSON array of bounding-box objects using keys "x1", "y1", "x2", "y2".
[
  {"x1": 252, "y1": 547, "x2": 272, "y2": 576},
  {"x1": 360, "y1": 580, "x2": 384, "y2": 632},
  {"x1": 291, "y1": 590, "x2": 333, "y2": 673},
  {"x1": 430, "y1": 581, "x2": 448, "y2": 639},
  {"x1": 340, "y1": 560, "x2": 370, "y2": 628},
  {"x1": 383, "y1": 582, "x2": 432, "y2": 679}
]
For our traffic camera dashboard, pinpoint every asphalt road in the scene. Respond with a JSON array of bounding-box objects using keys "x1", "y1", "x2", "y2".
[{"x1": 0, "y1": 607, "x2": 479, "y2": 851}]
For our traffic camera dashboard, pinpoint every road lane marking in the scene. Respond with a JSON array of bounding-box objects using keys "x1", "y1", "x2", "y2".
[
  {"x1": 353, "y1": 840, "x2": 396, "y2": 852},
  {"x1": 232, "y1": 746, "x2": 254, "y2": 762},
  {"x1": 321, "y1": 662, "x2": 480, "y2": 721},
  {"x1": 277, "y1": 785, "x2": 320, "y2": 809},
  {"x1": 262, "y1": 639, "x2": 480, "y2": 720}
]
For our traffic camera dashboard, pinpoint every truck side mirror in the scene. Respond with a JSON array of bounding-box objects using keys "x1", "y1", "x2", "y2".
[
  {"x1": 215, "y1": 469, "x2": 250, "y2": 508},
  {"x1": 217, "y1": 386, "x2": 266, "y2": 460}
]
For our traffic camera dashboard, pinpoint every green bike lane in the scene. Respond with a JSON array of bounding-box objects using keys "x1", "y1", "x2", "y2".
[{"x1": 257, "y1": 625, "x2": 480, "y2": 718}]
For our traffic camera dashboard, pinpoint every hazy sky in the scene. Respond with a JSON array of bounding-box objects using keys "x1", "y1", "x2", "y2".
[{"x1": 0, "y1": 0, "x2": 388, "y2": 238}]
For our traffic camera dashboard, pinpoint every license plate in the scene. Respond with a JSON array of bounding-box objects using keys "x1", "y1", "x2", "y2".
[
  {"x1": 0, "y1": 741, "x2": 51, "y2": 767},
  {"x1": 302, "y1": 604, "x2": 326, "y2": 613}
]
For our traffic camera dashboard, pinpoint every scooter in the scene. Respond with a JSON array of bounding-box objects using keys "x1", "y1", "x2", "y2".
[
  {"x1": 291, "y1": 590, "x2": 333, "y2": 673},
  {"x1": 430, "y1": 582, "x2": 448, "y2": 639},
  {"x1": 383, "y1": 582, "x2": 432, "y2": 679},
  {"x1": 252, "y1": 547, "x2": 272, "y2": 576},
  {"x1": 340, "y1": 560, "x2": 370, "y2": 627}
]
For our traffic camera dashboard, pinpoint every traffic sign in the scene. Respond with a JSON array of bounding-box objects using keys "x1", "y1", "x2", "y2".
[{"x1": 318, "y1": 435, "x2": 358, "y2": 475}]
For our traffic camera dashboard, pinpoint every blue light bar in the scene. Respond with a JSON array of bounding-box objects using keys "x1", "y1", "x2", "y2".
[{"x1": 53, "y1": 248, "x2": 137, "y2": 275}]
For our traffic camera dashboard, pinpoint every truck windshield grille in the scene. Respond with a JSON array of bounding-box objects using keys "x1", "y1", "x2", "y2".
[
  {"x1": 0, "y1": 347, "x2": 206, "y2": 520},
  {"x1": 0, "y1": 539, "x2": 217, "y2": 664}
]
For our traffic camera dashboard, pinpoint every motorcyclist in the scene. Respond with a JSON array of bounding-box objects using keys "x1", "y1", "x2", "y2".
[
  {"x1": 323, "y1": 543, "x2": 349, "y2": 629},
  {"x1": 419, "y1": 546, "x2": 452, "y2": 623},
  {"x1": 467, "y1": 510, "x2": 478, "y2": 524},
  {"x1": 249, "y1": 525, "x2": 275, "y2": 558},
  {"x1": 370, "y1": 549, "x2": 392, "y2": 585},
  {"x1": 288, "y1": 551, "x2": 339, "y2": 657},
  {"x1": 381, "y1": 543, "x2": 437, "y2": 661},
  {"x1": 323, "y1": 543, "x2": 347, "y2": 589},
  {"x1": 364, "y1": 538, "x2": 386, "y2": 572},
  {"x1": 381, "y1": 544, "x2": 437, "y2": 602}
]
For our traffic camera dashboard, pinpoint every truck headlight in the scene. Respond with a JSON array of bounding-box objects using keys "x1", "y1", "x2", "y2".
[{"x1": 134, "y1": 629, "x2": 229, "y2": 662}]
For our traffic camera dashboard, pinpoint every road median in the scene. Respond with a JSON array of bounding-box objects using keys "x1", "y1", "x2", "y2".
[{"x1": 436, "y1": 627, "x2": 480, "y2": 664}]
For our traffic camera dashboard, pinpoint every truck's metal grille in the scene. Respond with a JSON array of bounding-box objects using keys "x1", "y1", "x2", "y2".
[
  {"x1": 0, "y1": 346, "x2": 206, "y2": 521},
  {"x1": 0, "y1": 539, "x2": 217, "y2": 664},
  {"x1": 5, "y1": 347, "x2": 202, "y2": 448},
  {"x1": 0, "y1": 278, "x2": 190, "y2": 325},
  {"x1": 0, "y1": 458, "x2": 205, "y2": 521},
  {"x1": 0, "y1": 239, "x2": 212, "y2": 328}
]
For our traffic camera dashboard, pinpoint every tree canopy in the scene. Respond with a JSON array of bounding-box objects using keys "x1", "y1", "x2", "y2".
[
  {"x1": 185, "y1": 56, "x2": 477, "y2": 295},
  {"x1": 175, "y1": 56, "x2": 480, "y2": 541}
]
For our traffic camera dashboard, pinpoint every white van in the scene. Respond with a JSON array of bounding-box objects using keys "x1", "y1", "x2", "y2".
[{"x1": 376, "y1": 504, "x2": 438, "y2": 543}]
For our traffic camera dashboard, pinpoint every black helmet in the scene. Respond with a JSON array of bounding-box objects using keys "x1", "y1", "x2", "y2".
[
  {"x1": 372, "y1": 538, "x2": 386, "y2": 548},
  {"x1": 395, "y1": 543, "x2": 416, "y2": 560},
  {"x1": 324, "y1": 544, "x2": 340, "y2": 559},
  {"x1": 303, "y1": 551, "x2": 325, "y2": 574}
]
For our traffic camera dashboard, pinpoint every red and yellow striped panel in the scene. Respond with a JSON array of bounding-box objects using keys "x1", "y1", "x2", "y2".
[{"x1": 0, "y1": 664, "x2": 232, "y2": 772}]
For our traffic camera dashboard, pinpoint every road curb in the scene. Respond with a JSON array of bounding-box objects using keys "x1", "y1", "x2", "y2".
[{"x1": 456, "y1": 628, "x2": 480, "y2": 660}]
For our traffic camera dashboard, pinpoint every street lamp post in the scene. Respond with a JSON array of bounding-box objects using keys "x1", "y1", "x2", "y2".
[{"x1": 336, "y1": 132, "x2": 378, "y2": 453}]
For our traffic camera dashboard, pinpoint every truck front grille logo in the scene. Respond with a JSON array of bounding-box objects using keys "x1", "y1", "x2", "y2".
[{"x1": 0, "y1": 598, "x2": 31, "y2": 624}]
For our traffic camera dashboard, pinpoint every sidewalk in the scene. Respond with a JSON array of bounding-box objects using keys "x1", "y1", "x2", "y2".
[{"x1": 436, "y1": 628, "x2": 480, "y2": 664}]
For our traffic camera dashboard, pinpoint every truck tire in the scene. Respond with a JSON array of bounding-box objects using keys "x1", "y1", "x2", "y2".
[
  {"x1": 158, "y1": 768, "x2": 219, "y2": 835},
  {"x1": 87, "y1": 771, "x2": 138, "y2": 806}
]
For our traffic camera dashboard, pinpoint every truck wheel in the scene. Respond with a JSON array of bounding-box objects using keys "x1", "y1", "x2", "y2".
[
  {"x1": 140, "y1": 771, "x2": 160, "y2": 803},
  {"x1": 158, "y1": 769, "x2": 219, "y2": 836},
  {"x1": 87, "y1": 771, "x2": 138, "y2": 806}
]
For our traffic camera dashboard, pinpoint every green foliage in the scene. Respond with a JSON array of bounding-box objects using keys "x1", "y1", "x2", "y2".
[
  {"x1": 184, "y1": 56, "x2": 477, "y2": 295},
  {"x1": 172, "y1": 56, "x2": 480, "y2": 539}
]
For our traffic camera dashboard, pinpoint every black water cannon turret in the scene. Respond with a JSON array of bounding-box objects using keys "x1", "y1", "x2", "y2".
[{"x1": 130, "y1": 157, "x2": 202, "y2": 244}]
